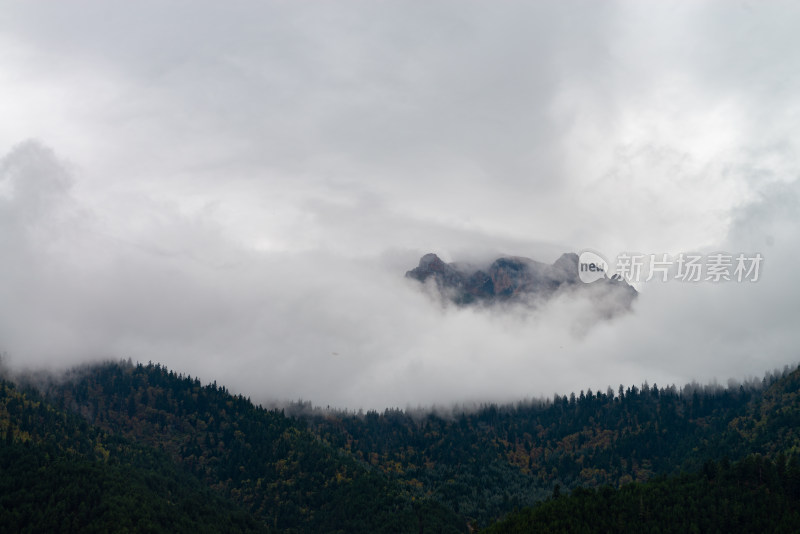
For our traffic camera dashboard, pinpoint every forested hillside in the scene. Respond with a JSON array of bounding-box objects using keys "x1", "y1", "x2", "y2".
[
  {"x1": 484, "y1": 455, "x2": 800, "y2": 533},
  {"x1": 308, "y1": 366, "x2": 800, "y2": 525},
  {"x1": 2, "y1": 360, "x2": 800, "y2": 531},
  {"x1": 24, "y1": 361, "x2": 463, "y2": 533},
  {"x1": 0, "y1": 377, "x2": 266, "y2": 533}
]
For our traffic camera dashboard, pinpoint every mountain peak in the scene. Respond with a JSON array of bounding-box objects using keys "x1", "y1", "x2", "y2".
[
  {"x1": 418, "y1": 253, "x2": 446, "y2": 270},
  {"x1": 406, "y1": 251, "x2": 636, "y2": 312}
]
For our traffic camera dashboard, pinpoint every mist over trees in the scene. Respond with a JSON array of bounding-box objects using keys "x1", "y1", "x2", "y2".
[{"x1": 3, "y1": 358, "x2": 800, "y2": 531}]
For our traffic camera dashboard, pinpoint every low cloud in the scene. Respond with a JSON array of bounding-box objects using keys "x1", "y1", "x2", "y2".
[
  {"x1": 1, "y1": 140, "x2": 797, "y2": 409},
  {"x1": 2, "y1": 2, "x2": 800, "y2": 409}
]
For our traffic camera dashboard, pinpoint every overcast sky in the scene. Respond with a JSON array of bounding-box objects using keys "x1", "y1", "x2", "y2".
[{"x1": 1, "y1": 1, "x2": 799, "y2": 409}]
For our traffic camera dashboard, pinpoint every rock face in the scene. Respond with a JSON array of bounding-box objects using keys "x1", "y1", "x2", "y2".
[{"x1": 405, "y1": 252, "x2": 637, "y2": 311}]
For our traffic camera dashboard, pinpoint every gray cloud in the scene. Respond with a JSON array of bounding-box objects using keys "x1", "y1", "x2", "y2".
[{"x1": 1, "y1": 2, "x2": 799, "y2": 408}]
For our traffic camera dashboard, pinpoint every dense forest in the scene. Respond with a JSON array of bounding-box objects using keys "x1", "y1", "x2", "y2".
[
  {"x1": 2, "y1": 359, "x2": 800, "y2": 532},
  {"x1": 1, "y1": 364, "x2": 461, "y2": 533},
  {"x1": 0, "y1": 377, "x2": 267, "y2": 533},
  {"x1": 484, "y1": 455, "x2": 800, "y2": 533},
  {"x1": 307, "y1": 365, "x2": 800, "y2": 524}
]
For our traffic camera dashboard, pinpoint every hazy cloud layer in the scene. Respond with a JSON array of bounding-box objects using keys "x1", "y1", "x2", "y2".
[{"x1": 1, "y1": 1, "x2": 799, "y2": 408}]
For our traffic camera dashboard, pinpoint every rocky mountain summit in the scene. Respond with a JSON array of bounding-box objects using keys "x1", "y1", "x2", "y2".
[{"x1": 405, "y1": 252, "x2": 637, "y2": 311}]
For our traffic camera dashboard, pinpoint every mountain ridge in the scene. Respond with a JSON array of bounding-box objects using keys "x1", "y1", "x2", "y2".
[
  {"x1": 3, "y1": 359, "x2": 800, "y2": 531},
  {"x1": 405, "y1": 252, "x2": 637, "y2": 314}
]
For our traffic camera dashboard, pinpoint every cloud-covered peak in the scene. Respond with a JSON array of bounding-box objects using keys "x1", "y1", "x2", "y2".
[
  {"x1": 1, "y1": 3, "x2": 800, "y2": 409},
  {"x1": 406, "y1": 251, "x2": 636, "y2": 320}
]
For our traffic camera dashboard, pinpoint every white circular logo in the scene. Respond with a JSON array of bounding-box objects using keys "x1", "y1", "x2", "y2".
[{"x1": 578, "y1": 250, "x2": 609, "y2": 283}]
